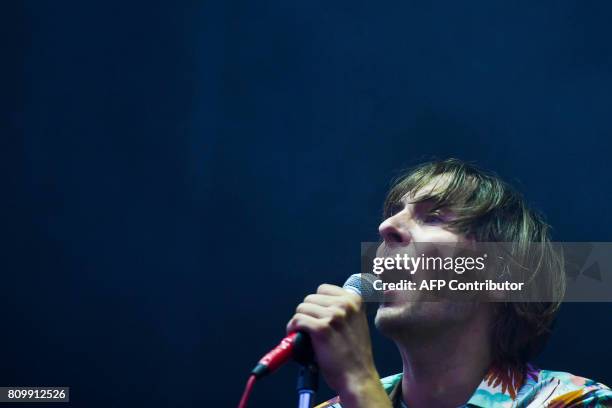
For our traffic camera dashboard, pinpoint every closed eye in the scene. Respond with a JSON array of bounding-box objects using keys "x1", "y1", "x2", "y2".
[{"x1": 422, "y1": 211, "x2": 445, "y2": 224}]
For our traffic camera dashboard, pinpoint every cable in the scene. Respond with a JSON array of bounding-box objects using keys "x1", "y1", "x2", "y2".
[{"x1": 238, "y1": 374, "x2": 257, "y2": 408}]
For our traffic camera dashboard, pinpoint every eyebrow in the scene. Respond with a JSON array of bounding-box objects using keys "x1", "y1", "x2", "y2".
[
  {"x1": 391, "y1": 197, "x2": 436, "y2": 214},
  {"x1": 407, "y1": 197, "x2": 452, "y2": 215},
  {"x1": 401, "y1": 195, "x2": 436, "y2": 206}
]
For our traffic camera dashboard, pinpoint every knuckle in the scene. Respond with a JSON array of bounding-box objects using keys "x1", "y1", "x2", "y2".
[
  {"x1": 338, "y1": 299, "x2": 351, "y2": 310},
  {"x1": 286, "y1": 318, "x2": 295, "y2": 331},
  {"x1": 304, "y1": 294, "x2": 316, "y2": 303},
  {"x1": 329, "y1": 307, "x2": 347, "y2": 323},
  {"x1": 314, "y1": 321, "x2": 331, "y2": 336},
  {"x1": 317, "y1": 283, "x2": 329, "y2": 293},
  {"x1": 289, "y1": 314, "x2": 304, "y2": 329},
  {"x1": 343, "y1": 298, "x2": 360, "y2": 313}
]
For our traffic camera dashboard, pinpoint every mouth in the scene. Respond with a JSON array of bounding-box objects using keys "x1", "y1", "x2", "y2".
[{"x1": 377, "y1": 274, "x2": 413, "y2": 305}]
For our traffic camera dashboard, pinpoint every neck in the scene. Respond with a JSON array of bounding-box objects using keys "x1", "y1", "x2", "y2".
[{"x1": 393, "y1": 310, "x2": 492, "y2": 408}]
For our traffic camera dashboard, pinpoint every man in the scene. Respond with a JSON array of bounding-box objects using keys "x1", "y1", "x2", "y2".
[{"x1": 286, "y1": 158, "x2": 611, "y2": 408}]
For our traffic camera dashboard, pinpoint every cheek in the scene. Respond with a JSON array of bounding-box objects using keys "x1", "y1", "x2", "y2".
[
  {"x1": 414, "y1": 227, "x2": 465, "y2": 243},
  {"x1": 412, "y1": 229, "x2": 467, "y2": 260}
]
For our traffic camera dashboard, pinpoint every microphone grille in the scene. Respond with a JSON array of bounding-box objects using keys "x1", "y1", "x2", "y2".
[{"x1": 342, "y1": 274, "x2": 379, "y2": 301}]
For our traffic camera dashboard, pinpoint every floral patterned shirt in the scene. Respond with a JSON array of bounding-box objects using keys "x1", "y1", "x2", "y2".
[{"x1": 314, "y1": 364, "x2": 612, "y2": 407}]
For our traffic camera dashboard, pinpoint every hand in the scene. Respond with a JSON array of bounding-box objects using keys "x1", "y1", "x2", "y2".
[{"x1": 286, "y1": 284, "x2": 391, "y2": 408}]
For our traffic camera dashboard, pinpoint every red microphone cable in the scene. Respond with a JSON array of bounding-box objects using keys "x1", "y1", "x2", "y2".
[
  {"x1": 238, "y1": 374, "x2": 256, "y2": 408},
  {"x1": 237, "y1": 332, "x2": 309, "y2": 407}
]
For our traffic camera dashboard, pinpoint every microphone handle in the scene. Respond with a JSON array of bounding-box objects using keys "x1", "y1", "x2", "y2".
[{"x1": 251, "y1": 331, "x2": 314, "y2": 378}]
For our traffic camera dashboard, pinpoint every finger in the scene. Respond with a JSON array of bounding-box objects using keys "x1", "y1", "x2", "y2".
[
  {"x1": 316, "y1": 283, "x2": 347, "y2": 296},
  {"x1": 317, "y1": 284, "x2": 362, "y2": 309},
  {"x1": 303, "y1": 294, "x2": 340, "y2": 307},
  {"x1": 286, "y1": 313, "x2": 329, "y2": 336},
  {"x1": 296, "y1": 302, "x2": 331, "y2": 319}
]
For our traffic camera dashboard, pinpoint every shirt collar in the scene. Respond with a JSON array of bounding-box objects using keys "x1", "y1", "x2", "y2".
[{"x1": 386, "y1": 363, "x2": 540, "y2": 408}]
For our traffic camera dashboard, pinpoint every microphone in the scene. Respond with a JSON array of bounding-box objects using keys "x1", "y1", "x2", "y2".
[{"x1": 250, "y1": 274, "x2": 377, "y2": 379}]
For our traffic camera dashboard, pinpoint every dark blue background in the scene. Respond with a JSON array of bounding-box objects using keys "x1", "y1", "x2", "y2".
[{"x1": 4, "y1": 1, "x2": 611, "y2": 406}]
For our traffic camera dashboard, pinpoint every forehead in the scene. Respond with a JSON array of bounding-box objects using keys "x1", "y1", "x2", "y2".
[{"x1": 400, "y1": 174, "x2": 454, "y2": 203}]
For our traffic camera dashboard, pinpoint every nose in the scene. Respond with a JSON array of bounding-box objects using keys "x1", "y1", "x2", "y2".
[{"x1": 378, "y1": 216, "x2": 412, "y2": 248}]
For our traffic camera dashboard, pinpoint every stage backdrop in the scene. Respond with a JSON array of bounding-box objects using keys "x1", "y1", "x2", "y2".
[{"x1": 4, "y1": 1, "x2": 612, "y2": 406}]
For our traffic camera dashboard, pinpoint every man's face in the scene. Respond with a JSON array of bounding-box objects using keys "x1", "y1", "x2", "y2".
[{"x1": 374, "y1": 177, "x2": 482, "y2": 337}]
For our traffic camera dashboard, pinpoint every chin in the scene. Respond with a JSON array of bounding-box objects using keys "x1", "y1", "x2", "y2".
[
  {"x1": 374, "y1": 302, "x2": 417, "y2": 335},
  {"x1": 374, "y1": 301, "x2": 465, "y2": 337}
]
